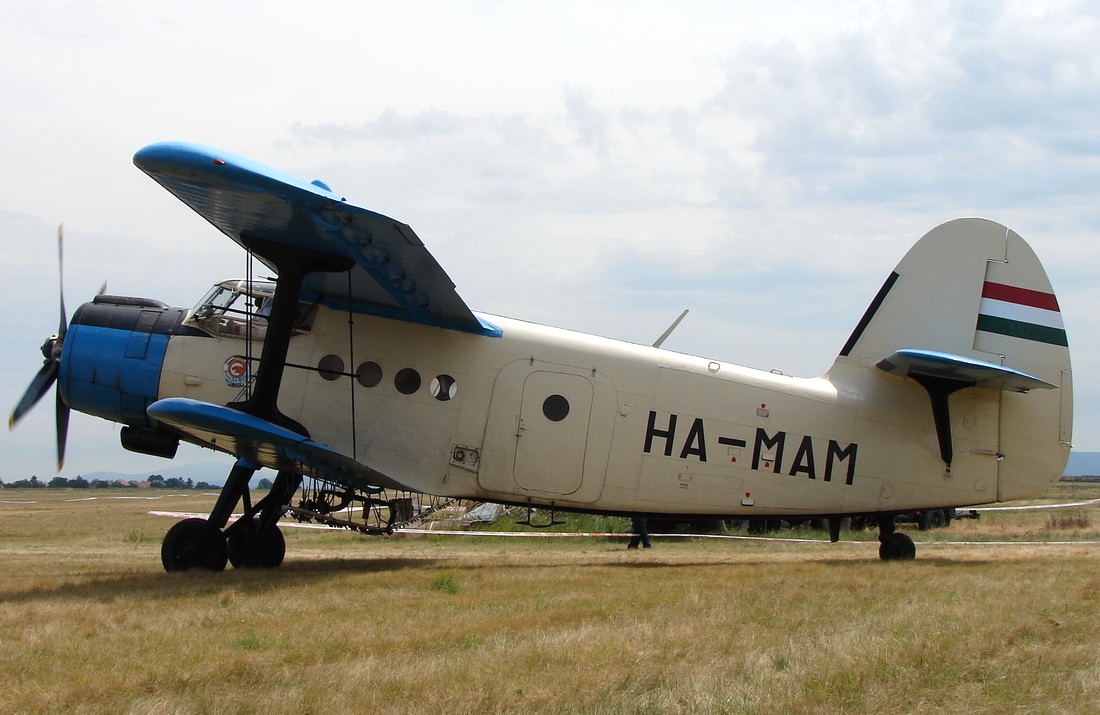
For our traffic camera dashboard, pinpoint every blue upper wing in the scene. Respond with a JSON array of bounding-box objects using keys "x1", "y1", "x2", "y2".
[{"x1": 134, "y1": 141, "x2": 499, "y2": 337}]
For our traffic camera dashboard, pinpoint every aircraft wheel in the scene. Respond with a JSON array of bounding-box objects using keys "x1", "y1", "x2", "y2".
[
  {"x1": 918, "y1": 509, "x2": 946, "y2": 530},
  {"x1": 162, "y1": 518, "x2": 228, "y2": 572},
  {"x1": 878, "y1": 532, "x2": 916, "y2": 561},
  {"x1": 227, "y1": 520, "x2": 286, "y2": 569}
]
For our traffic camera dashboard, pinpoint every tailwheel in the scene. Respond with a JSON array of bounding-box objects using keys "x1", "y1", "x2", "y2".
[
  {"x1": 876, "y1": 513, "x2": 916, "y2": 561},
  {"x1": 162, "y1": 518, "x2": 228, "y2": 572},
  {"x1": 227, "y1": 518, "x2": 286, "y2": 569},
  {"x1": 878, "y1": 532, "x2": 916, "y2": 561}
]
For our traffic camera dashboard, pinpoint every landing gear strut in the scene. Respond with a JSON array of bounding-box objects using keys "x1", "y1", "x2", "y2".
[
  {"x1": 225, "y1": 469, "x2": 300, "y2": 569},
  {"x1": 877, "y1": 514, "x2": 916, "y2": 561}
]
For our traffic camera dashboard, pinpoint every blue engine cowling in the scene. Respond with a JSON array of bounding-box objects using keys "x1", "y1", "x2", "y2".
[{"x1": 59, "y1": 295, "x2": 203, "y2": 428}]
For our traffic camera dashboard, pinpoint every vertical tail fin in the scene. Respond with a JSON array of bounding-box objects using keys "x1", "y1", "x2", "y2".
[
  {"x1": 841, "y1": 219, "x2": 1066, "y2": 366},
  {"x1": 837, "y1": 218, "x2": 1071, "y2": 496}
]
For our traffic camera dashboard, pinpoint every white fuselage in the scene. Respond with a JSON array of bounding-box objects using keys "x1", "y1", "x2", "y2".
[{"x1": 157, "y1": 301, "x2": 1065, "y2": 518}]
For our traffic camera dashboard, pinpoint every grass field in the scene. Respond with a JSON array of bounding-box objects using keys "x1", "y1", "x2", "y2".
[{"x1": 1, "y1": 485, "x2": 1098, "y2": 714}]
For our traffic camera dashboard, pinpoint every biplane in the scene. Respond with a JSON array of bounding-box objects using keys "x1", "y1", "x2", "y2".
[{"x1": 10, "y1": 142, "x2": 1072, "y2": 570}]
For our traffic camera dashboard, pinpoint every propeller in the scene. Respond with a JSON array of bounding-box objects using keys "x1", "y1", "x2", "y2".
[{"x1": 9, "y1": 225, "x2": 71, "y2": 470}]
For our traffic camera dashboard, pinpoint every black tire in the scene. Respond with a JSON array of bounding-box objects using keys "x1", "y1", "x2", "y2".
[
  {"x1": 878, "y1": 532, "x2": 916, "y2": 561},
  {"x1": 162, "y1": 518, "x2": 228, "y2": 572},
  {"x1": 918, "y1": 509, "x2": 946, "y2": 531},
  {"x1": 227, "y1": 519, "x2": 286, "y2": 569}
]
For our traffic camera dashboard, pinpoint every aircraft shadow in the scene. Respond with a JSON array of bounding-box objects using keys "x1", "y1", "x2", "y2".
[
  {"x1": 0, "y1": 556, "x2": 442, "y2": 605},
  {"x1": 0, "y1": 552, "x2": 1003, "y2": 605}
]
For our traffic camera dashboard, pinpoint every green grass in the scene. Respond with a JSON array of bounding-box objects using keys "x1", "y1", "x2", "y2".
[
  {"x1": 430, "y1": 569, "x2": 460, "y2": 594},
  {"x1": 0, "y1": 487, "x2": 1098, "y2": 713}
]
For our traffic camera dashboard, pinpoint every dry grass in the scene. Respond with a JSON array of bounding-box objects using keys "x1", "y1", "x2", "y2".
[{"x1": 0, "y1": 487, "x2": 1098, "y2": 713}]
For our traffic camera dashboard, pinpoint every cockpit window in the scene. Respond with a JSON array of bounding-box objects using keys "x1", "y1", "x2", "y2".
[
  {"x1": 193, "y1": 285, "x2": 240, "y2": 319},
  {"x1": 187, "y1": 280, "x2": 316, "y2": 340}
]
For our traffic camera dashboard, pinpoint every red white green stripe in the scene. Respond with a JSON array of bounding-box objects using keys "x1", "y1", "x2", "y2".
[{"x1": 976, "y1": 281, "x2": 1067, "y2": 346}]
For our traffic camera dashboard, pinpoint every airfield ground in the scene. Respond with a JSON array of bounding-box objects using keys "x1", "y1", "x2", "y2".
[{"x1": 1, "y1": 484, "x2": 1098, "y2": 714}]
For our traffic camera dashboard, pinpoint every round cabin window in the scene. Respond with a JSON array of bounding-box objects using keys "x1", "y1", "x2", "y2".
[
  {"x1": 394, "y1": 368, "x2": 421, "y2": 395},
  {"x1": 356, "y1": 361, "x2": 383, "y2": 388},
  {"x1": 542, "y1": 394, "x2": 570, "y2": 422},
  {"x1": 318, "y1": 354, "x2": 344, "y2": 381},
  {"x1": 431, "y1": 374, "x2": 457, "y2": 401}
]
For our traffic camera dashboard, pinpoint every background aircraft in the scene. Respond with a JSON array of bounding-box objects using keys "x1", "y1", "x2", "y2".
[{"x1": 10, "y1": 143, "x2": 1072, "y2": 570}]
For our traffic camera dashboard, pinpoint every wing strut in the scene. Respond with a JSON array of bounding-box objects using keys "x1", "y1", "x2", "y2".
[
  {"x1": 229, "y1": 235, "x2": 353, "y2": 434},
  {"x1": 160, "y1": 236, "x2": 355, "y2": 573}
]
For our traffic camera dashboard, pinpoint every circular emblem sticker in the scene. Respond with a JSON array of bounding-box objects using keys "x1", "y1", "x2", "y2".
[{"x1": 222, "y1": 355, "x2": 249, "y2": 387}]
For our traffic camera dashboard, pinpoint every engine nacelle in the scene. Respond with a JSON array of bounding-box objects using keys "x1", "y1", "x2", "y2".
[{"x1": 59, "y1": 295, "x2": 199, "y2": 428}]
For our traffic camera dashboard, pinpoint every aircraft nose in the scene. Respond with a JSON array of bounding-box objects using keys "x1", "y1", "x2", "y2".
[{"x1": 60, "y1": 296, "x2": 188, "y2": 427}]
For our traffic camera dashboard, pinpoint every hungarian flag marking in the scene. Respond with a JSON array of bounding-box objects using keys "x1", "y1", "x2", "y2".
[{"x1": 976, "y1": 281, "x2": 1067, "y2": 346}]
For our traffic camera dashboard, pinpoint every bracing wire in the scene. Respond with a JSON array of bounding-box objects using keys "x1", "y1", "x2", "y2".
[
  {"x1": 244, "y1": 248, "x2": 254, "y2": 401},
  {"x1": 347, "y1": 270, "x2": 357, "y2": 460}
]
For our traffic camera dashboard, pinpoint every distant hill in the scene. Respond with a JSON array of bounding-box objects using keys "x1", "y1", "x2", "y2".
[
  {"x1": 1065, "y1": 452, "x2": 1100, "y2": 477},
  {"x1": 76, "y1": 461, "x2": 275, "y2": 487}
]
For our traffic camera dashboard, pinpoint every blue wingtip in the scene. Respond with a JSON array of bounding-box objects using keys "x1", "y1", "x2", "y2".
[
  {"x1": 133, "y1": 141, "x2": 223, "y2": 173},
  {"x1": 134, "y1": 141, "x2": 345, "y2": 202}
]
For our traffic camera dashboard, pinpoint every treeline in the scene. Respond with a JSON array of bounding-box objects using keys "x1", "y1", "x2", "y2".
[{"x1": 1, "y1": 475, "x2": 223, "y2": 490}]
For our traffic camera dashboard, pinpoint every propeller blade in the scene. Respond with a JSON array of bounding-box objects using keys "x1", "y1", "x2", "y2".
[
  {"x1": 10, "y1": 225, "x2": 75, "y2": 471},
  {"x1": 8, "y1": 360, "x2": 58, "y2": 429},
  {"x1": 56, "y1": 387, "x2": 70, "y2": 471},
  {"x1": 57, "y1": 224, "x2": 67, "y2": 340}
]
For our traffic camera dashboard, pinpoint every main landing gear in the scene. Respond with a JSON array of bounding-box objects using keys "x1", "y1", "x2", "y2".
[{"x1": 161, "y1": 465, "x2": 301, "y2": 572}]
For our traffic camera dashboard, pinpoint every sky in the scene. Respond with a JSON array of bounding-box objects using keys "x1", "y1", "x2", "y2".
[{"x1": 2, "y1": 0, "x2": 1099, "y2": 482}]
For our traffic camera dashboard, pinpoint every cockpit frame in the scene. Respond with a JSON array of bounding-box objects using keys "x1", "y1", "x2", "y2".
[{"x1": 186, "y1": 279, "x2": 316, "y2": 340}]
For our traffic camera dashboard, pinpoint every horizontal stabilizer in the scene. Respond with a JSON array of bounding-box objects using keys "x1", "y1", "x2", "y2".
[
  {"x1": 147, "y1": 398, "x2": 408, "y2": 492},
  {"x1": 877, "y1": 349, "x2": 1056, "y2": 393}
]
